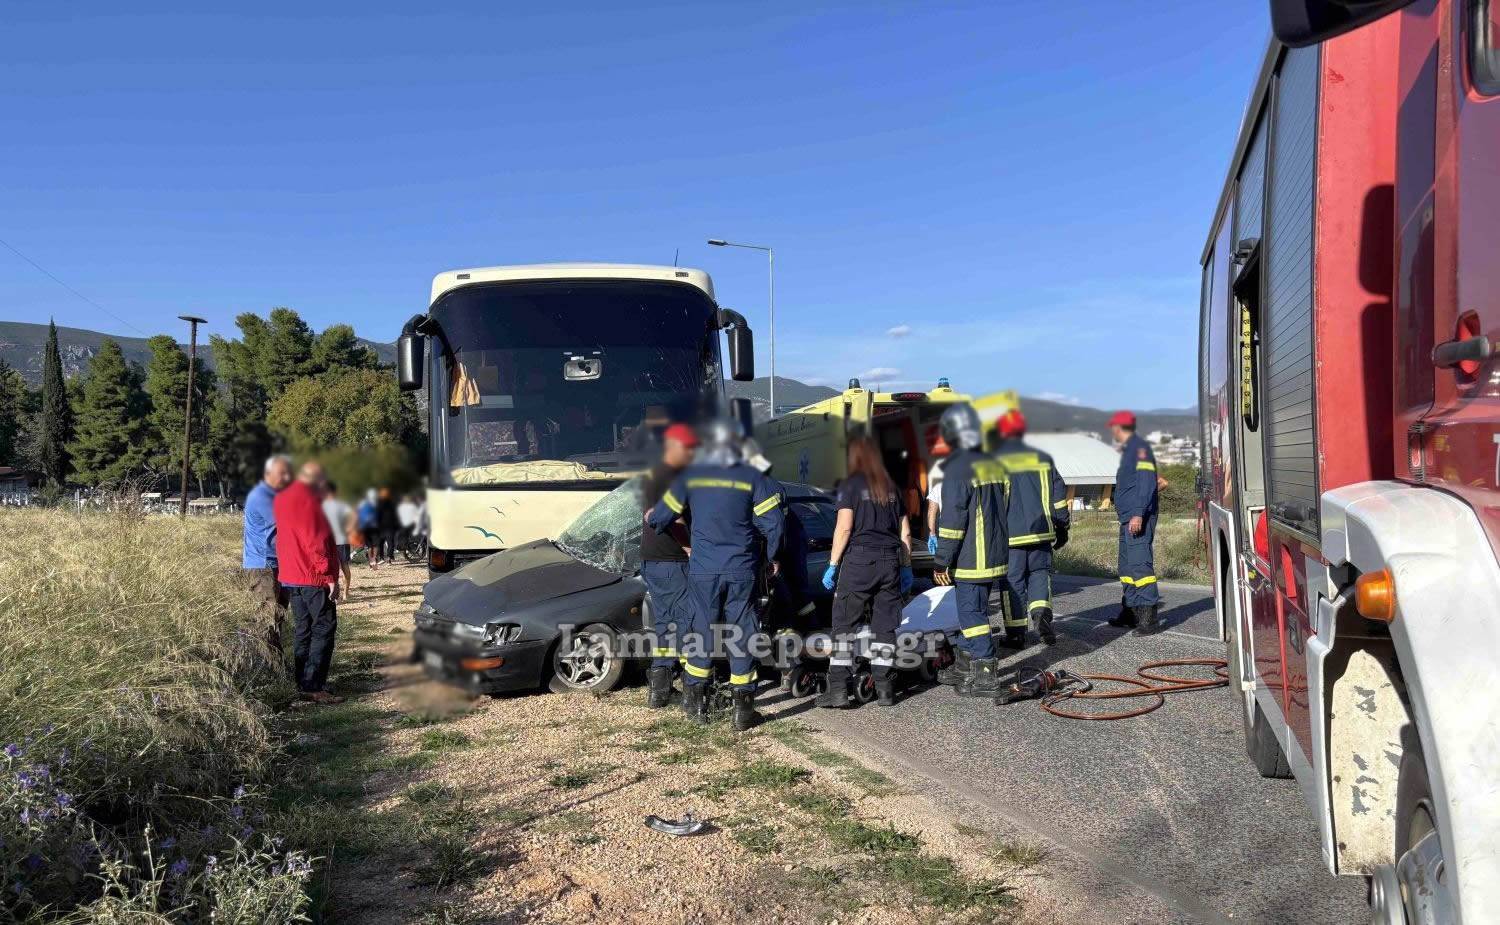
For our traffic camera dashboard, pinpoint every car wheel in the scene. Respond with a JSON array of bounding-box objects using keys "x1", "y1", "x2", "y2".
[{"x1": 547, "y1": 623, "x2": 625, "y2": 694}]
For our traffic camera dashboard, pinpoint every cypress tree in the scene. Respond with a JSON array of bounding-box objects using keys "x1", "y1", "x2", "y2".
[
  {"x1": 39, "y1": 319, "x2": 73, "y2": 486},
  {"x1": 69, "y1": 339, "x2": 149, "y2": 486}
]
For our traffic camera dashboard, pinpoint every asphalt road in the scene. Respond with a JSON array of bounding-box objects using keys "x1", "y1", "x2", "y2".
[{"x1": 772, "y1": 576, "x2": 1369, "y2": 925}]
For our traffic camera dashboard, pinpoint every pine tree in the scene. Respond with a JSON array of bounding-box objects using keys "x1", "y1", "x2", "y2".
[
  {"x1": 311, "y1": 323, "x2": 378, "y2": 372},
  {"x1": 39, "y1": 319, "x2": 73, "y2": 486},
  {"x1": 69, "y1": 339, "x2": 150, "y2": 486},
  {"x1": 142, "y1": 335, "x2": 216, "y2": 475},
  {"x1": 0, "y1": 359, "x2": 26, "y2": 464}
]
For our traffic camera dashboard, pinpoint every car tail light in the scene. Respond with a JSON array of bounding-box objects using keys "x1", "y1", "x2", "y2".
[{"x1": 1355, "y1": 569, "x2": 1396, "y2": 622}]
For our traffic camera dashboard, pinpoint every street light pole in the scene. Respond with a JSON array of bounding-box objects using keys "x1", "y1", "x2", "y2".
[
  {"x1": 177, "y1": 315, "x2": 206, "y2": 518},
  {"x1": 707, "y1": 238, "x2": 776, "y2": 416}
]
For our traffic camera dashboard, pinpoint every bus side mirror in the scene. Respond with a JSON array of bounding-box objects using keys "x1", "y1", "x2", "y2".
[
  {"x1": 397, "y1": 314, "x2": 426, "y2": 392},
  {"x1": 1268, "y1": 0, "x2": 1415, "y2": 47},
  {"x1": 718, "y1": 308, "x2": 755, "y2": 382}
]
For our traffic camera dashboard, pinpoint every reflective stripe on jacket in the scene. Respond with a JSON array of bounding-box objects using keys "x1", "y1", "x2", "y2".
[
  {"x1": 646, "y1": 462, "x2": 785, "y2": 577},
  {"x1": 995, "y1": 437, "x2": 1070, "y2": 546},
  {"x1": 1114, "y1": 434, "x2": 1159, "y2": 522},
  {"x1": 933, "y1": 448, "x2": 1010, "y2": 581}
]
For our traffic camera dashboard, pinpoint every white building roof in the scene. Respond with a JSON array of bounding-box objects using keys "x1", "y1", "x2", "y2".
[{"x1": 1026, "y1": 432, "x2": 1120, "y2": 486}]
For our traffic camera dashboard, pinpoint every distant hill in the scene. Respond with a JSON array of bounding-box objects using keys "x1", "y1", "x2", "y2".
[
  {"x1": 729, "y1": 377, "x2": 1198, "y2": 437},
  {"x1": 0, "y1": 320, "x2": 394, "y2": 384}
]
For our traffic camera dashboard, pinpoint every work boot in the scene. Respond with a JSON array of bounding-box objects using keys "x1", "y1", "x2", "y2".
[
  {"x1": 936, "y1": 649, "x2": 971, "y2": 687},
  {"x1": 816, "y1": 670, "x2": 853, "y2": 709},
  {"x1": 1131, "y1": 605, "x2": 1163, "y2": 637},
  {"x1": 874, "y1": 679, "x2": 896, "y2": 707},
  {"x1": 681, "y1": 682, "x2": 708, "y2": 725},
  {"x1": 1106, "y1": 603, "x2": 1137, "y2": 628},
  {"x1": 959, "y1": 658, "x2": 1002, "y2": 698},
  {"x1": 731, "y1": 689, "x2": 760, "y2": 731},
  {"x1": 998, "y1": 627, "x2": 1028, "y2": 650},
  {"x1": 1036, "y1": 608, "x2": 1057, "y2": 646},
  {"x1": 647, "y1": 666, "x2": 673, "y2": 709}
]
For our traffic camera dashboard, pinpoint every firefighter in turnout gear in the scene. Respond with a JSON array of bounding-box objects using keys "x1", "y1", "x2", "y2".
[
  {"x1": 1106, "y1": 411, "x2": 1162, "y2": 634},
  {"x1": 639, "y1": 423, "x2": 699, "y2": 709},
  {"x1": 932, "y1": 403, "x2": 1010, "y2": 697},
  {"x1": 994, "y1": 409, "x2": 1070, "y2": 647},
  {"x1": 646, "y1": 419, "x2": 786, "y2": 730}
]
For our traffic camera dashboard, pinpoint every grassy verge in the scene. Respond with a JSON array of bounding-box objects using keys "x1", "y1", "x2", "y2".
[
  {"x1": 0, "y1": 509, "x2": 315, "y2": 921},
  {"x1": 1053, "y1": 516, "x2": 1209, "y2": 585}
]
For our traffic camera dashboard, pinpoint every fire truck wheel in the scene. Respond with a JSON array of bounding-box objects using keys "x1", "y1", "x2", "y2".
[
  {"x1": 1392, "y1": 733, "x2": 1449, "y2": 917},
  {"x1": 1246, "y1": 702, "x2": 1293, "y2": 779}
]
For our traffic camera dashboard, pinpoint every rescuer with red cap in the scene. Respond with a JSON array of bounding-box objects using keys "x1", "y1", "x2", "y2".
[
  {"x1": 640, "y1": 422, "x2": 700, "y2": 708},
  {"x1": 1107, "y1": 411, "x2": 1162, "y2": 633},
  {"x1": 993, "y1": 408, "x2": 1070, "y2": 647}
]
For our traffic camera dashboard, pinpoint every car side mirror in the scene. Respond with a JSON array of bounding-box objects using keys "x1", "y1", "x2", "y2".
[
  {"x1": 398, "y1": 314, "x2": 426, "y2": 392},
  {"x1": 1268, "y1": 0, "x2": 1415, "y2": 47}
]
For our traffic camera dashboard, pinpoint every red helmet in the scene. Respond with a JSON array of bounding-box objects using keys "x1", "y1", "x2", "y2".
[
  {"x1": 663, "y1": 423, "x2": 699, "y2": 447},
  {"x1": 996, "y1": 409, "x2": 1027, "y2": 439},
  {"x1": 1108, "y1": 410, "x2": 1137, "y2": 428}
]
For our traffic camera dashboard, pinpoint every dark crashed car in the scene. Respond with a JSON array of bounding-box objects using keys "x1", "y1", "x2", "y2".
[{"x1": 411, "y1": 477, "x2": 834, "y2": 695}]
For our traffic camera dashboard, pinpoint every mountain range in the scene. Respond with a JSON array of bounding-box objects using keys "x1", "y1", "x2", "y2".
[
  {"x1": 1, "y1": 321, "x2": 1198, "y2": 437},
  {"x1": 0, "y1": 321, "x2": 394, "y2": 384}
]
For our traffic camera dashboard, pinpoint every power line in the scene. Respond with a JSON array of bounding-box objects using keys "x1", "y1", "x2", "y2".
[{"x1": 0, "y1": 235, "x2": 150, "y2": 336}]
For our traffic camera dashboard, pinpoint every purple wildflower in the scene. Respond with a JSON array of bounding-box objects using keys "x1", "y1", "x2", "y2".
[
  {"x1": 55, "y1": 792, "x2": 72, "y2": 809},
  {"x1": 169, "y1": 859, "x2": 190, "y2": 878},
  {"x1": 230, "y1": 806, "x2": 244, "y2": 819},
  {"x1": 204, "y1": 856, "x2": 218, "y2": 870},
  {"x1": 232, "y1": 785, "x2": 247, "y2": 800},
  {"x1": 15, "y1": 772, "x2": 33, "y2": 791},
  {"x1": 161, "y1": 836, "x2": 177, "y2": 850},
  {"x1": 41, "y1": 724, "x2": 54, "y2": 735},
  {"x1": 19, "y1": 809, "x2": 30, "y2": 825},
  {"x1": 2, "y1": 744, "x2": 20, "y2": 759},
  {"x1": 239, "y1": 826, "x2": 254, "y2": 840},
  {"x1": 24, "y1": 854, "x2": 43, "y2": 872}
]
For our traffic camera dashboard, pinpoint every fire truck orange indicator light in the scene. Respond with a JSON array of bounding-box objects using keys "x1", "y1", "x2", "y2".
[{"x1": 1355, "y1": 569, "x2": 1396, "y2": 622}]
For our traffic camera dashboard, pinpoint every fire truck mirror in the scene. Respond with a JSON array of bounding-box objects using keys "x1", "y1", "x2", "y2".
[{"x1": 1268, "y1": 0, "x2": 1417, "y2": 48}]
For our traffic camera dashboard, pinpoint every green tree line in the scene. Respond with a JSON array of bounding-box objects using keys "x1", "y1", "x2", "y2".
[{"x1": 0, "y1": 311, "x2": 422, "y2": 499}]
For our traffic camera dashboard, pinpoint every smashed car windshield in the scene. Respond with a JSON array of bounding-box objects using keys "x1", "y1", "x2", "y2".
[{"x1": 555, "y1": 476, "x2": 645, "y2": 576}]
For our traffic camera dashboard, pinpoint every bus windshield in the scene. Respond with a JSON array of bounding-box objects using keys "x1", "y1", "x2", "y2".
[{"x1": 428, "y1": 279, "x2": 720, "y2": 489}]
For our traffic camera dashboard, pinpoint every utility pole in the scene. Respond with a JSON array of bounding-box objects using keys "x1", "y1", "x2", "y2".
[{"x1": 177, "y1": 315, "x2": 206, "y2": 518}]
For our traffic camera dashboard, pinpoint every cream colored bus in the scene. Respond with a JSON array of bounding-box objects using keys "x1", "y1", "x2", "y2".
[{"x1": 397, "y1": 263, "x2": 754, "y2": 572}]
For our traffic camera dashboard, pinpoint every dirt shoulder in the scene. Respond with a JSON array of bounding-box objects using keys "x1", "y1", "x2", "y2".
[{"x1": 278, "y1": 561, "x2": 1112, "y2": 925}]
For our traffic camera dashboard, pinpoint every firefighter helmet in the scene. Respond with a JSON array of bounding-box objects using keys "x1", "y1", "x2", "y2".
[
  {"x1": 997, "y1": 409, "x2": 1027, "y2": 439},
  {"x1": 938, "y1": 403, "x2": 983, "y2": 452}
]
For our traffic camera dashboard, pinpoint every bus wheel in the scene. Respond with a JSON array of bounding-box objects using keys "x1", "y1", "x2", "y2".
[{"x1": 547, "y1": 623, "x2": 625, "y2": 694}]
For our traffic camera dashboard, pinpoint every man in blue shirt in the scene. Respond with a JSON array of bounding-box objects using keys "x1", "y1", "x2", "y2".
[{"x1": 243, "y1": 454, "x2": 293, "y2": 656}]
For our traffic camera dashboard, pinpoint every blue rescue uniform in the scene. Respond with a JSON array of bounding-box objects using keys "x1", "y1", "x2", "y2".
[
  {"x1": 647, "y1": 463, "x2": 785, "y2": 690},
  {"x1": 995, "y1": 436, "x2": 1070, "y2": 626},
  {"x1": 1114, "y1": 433, "x2": 1160, "y2": 608},
  {"x1": 933, "y1": 448, "x2": 1010, "y2": 659},
  {"x1": 640, "y1": 464, "x2": 691, "y2": 671}
]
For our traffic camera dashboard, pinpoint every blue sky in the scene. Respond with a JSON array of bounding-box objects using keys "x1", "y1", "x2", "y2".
[{"x1": 1, "y1": 1, "x2": 1267, "y2": 410}]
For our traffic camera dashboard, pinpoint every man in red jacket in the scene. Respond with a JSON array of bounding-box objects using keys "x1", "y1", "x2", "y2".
[{"x1": 274, "y1": 460, "x2": 344, "y2": 704}]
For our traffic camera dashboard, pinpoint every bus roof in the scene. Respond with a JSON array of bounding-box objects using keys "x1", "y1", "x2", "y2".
[{"x1": 430, "y1": 263, "x2": 715, "y2": 305}]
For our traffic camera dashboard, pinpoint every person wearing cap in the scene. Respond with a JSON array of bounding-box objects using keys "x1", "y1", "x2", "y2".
[
  {"x1": 647, "y1": 419, "x2": 785, "y2": 731},
  {"x1": 993, "y1": 409, "x2": 1070, "y2": 647},
  {"x1": 1108, "y1": 411, "x2": 1162, "y2": 634},
  {"x1": 640, "y1": 423, "x2": 699, "y2": 709},
  {"x1": 931, "y1": 403, "x2": 1010, "y2": 697}
]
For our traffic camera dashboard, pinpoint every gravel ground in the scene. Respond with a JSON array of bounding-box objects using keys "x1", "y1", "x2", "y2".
[{"x1": 304, "y1": 561, "x2": 1190, "y2": 925}]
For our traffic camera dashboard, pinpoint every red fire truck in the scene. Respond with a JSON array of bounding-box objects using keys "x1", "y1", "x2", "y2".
[{"x1": 1200, "y1": 1, "x2": 1499, "y2": 920}]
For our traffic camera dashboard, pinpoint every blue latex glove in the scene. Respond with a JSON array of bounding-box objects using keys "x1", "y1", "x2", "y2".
[
  {"x1": 899, "y1": 566, "x2": 914, "y2": 594},
  {"x1": 926, "y1": 534, "x2": 938, "y2": 557},
  {"x1": 822, "y1": 563, "x2": 839, "y2": 591}
]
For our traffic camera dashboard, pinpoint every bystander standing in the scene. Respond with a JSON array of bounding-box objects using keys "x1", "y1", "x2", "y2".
[
  {"x1": 242, "y1": 454, "x2": 292, "y2": 656},
  {"x1": 274, "y1": 460, "x2": 344, "y2": 704},
  {"x1": 322, "y1": 480, "x2": 354, "y2": 600}
]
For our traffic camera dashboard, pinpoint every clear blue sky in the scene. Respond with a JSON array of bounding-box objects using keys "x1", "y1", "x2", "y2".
[{"x1": 1, "y1": 1, "x2": 1268, "y2": 410}]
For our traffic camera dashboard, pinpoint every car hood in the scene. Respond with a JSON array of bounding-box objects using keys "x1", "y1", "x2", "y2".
[{"x1": 423, "y1": 540, "x2": 622, "y2": 626}]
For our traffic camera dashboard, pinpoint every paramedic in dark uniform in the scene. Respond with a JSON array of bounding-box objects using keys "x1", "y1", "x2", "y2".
[
  {"x1": 1107, "y1": 411, "x2": 1162, "y2": 634},
  {"x1": 639, "y1": 423, "x2": 698, "y2": 709},
  {"x1": 994, "y1": 410, "x2": 1070, "y2": 647},
  {"x1": 816, "y1": 435, "x2": 913, "y2": 709},
  {"x1": 647, "y1": 419, "x2": 785, "y2": 730},
  {"x1": 932, "y1": 403, "x2": 1010, "y2": 697}
]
